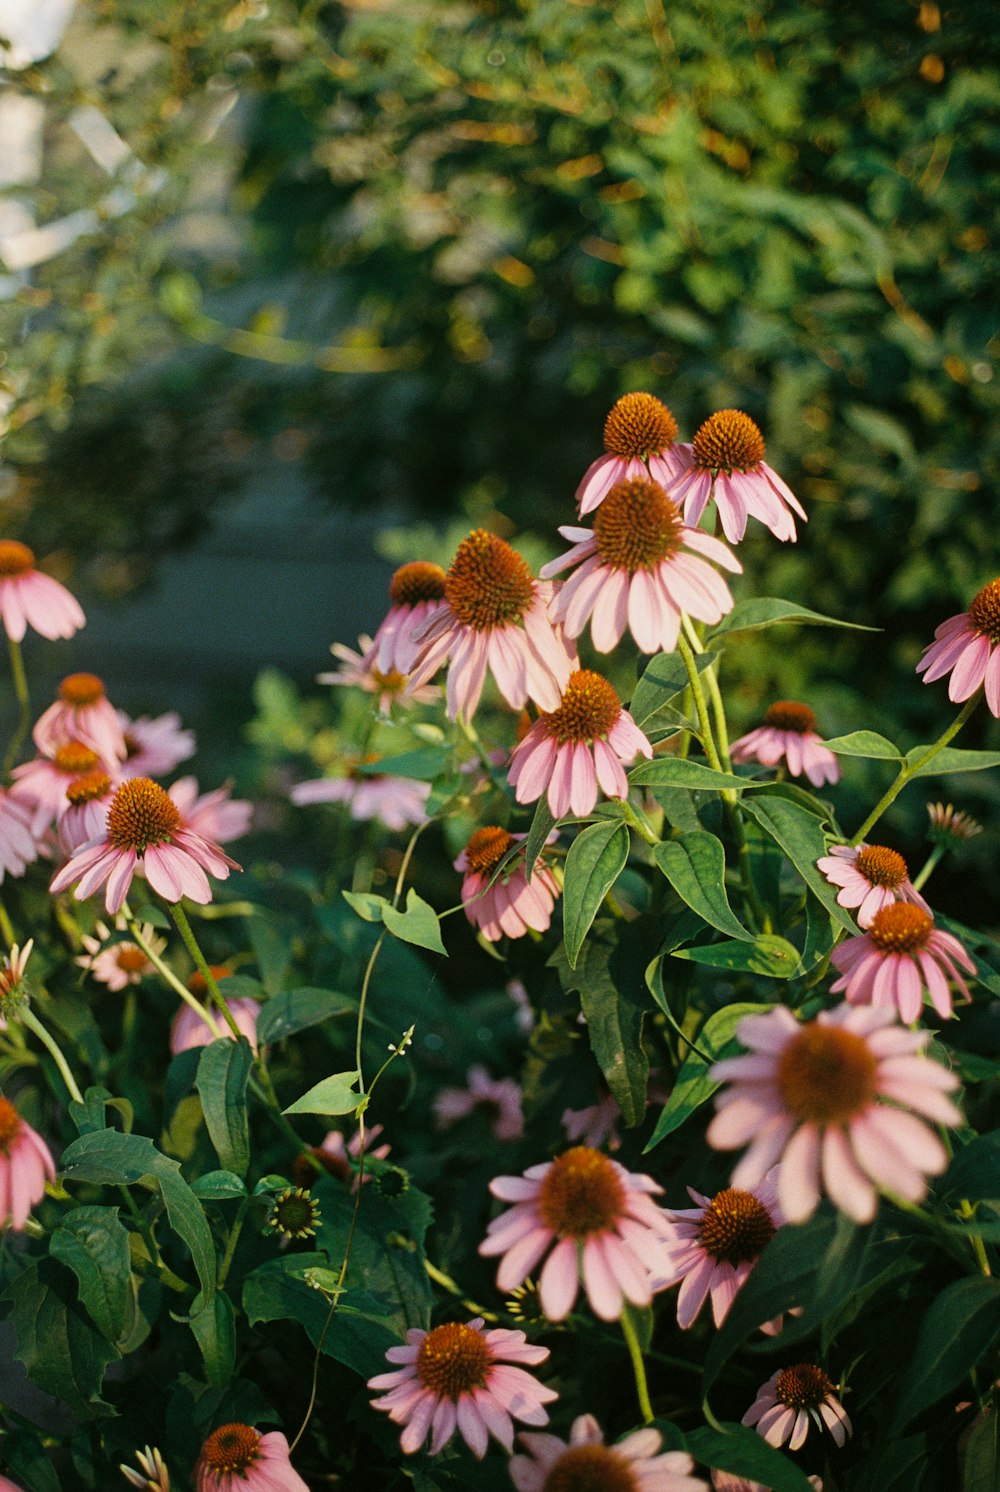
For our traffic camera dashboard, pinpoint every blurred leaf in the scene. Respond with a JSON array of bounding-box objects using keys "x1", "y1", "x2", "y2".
[
  {"x1": 684, "y1": 1424, "x2": 815, "y2": 1492},
  {"x1": 563, "y1": 821, "x2": 630, "y2": 968},
  {"x1": 964, "y1": 1404, "x2": 1000, "y2": 1492},
  {"x1": 257, "y1": 987, "x2": 355, "y2": 1044},
  {"x1": 630, "y1": 650, "x2": 716, "y2": 727},
  {"x1": 892, "y1": 1277, "x2": 1000, "y2": 1430},
  {"x1": 645, "y1": 1001, "x2": 772, "y2": 1149},
  {"x1": 711, "y1": 596, "x2": 879, "y2": 639},
  {"x1": 191, "y1": 1170, "x2": 248, "y2": 1201},
  {"x1": 356, "y1": 747, "x2": 451, "y2": 781},
  {"x1": 823, "y1": 730, "x2": 902, "y2": 760},
  {"x1": 524, "y1": 796, "x2": 558, "y2": 883},
  {"x1": 905, "y1": 747, "x2": 1000, "y2": 778},
  {"x1": 189, "y1": 1292, "x2": 236, "y2": 1389}
]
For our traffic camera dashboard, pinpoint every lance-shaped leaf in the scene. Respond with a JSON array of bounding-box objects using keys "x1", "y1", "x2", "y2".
[
  {"x1": 653, "y1": 831, "x2": 754, "y2": 941},
  {"x1": 563, "y1": 820, "x2": 630, "y2": 968},
  {"x1": 49, "y1": 1206, "x2": 133, "y2": 1346},
  {"x1": 196, "y1": 1036, "x2": 253, "y2": 1177}
]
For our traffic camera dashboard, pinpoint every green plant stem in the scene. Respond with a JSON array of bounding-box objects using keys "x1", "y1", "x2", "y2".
[
  {"x1": 117, "y1": 1184, "x2": 188, "y2": 1294},
  {"x1": 911, "y1": 844, "x2": 945, "y2": 893},
  {"x1": 20, "y1": 1007, "x2": 83, "y2": 1104},
  {"x1": 423, "y1": 1259, "x2": 498, "y2": 1321},
  {"x1": 4, "y1": 634, "x2": 30, "y2": 774},
  {"x1": 217, "y1": 1195, "x2": 251, "y2": 1289},
  {"x1": 124, "y1": 910, "x2": 224, "y2": 1039},
  {"x1": 169, "y1": 902, "x2": 243, "y2": 1042},
  {"x1": 0, "y1": 894, "x2": 15, "y2": 949},
  {"x1": 677, "y1": 630, "x2": 724, "y2": 773},
  {"x1": 682, "y1": 614, "x2": 731, "y2": 765},
  {"x1": 850, "y1": 695, "x2": 979, "y2": 846},
  {"x1": 621, "y1": 799, "x2": 660, "y2": 847},
  {"x1": 621, "y1": 1309, "x2": 654, "y2": 1424},
  {"x1": 958, "y1": 1199, "x2": 992, "y2": 1277}
]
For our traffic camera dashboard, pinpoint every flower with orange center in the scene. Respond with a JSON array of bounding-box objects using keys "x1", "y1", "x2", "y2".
[
  {"x1": 669, "y1": 408, "x2": 806, "y2": 544},
  {"x1": 508, "y1": 670, "x2": 652, "y2": 819},
  {"x1": 51, "y1": 775, "x2": 240, "y2": 916},
  {"x1": 830, "y1": 899, "x2": 975, "y2": 1023},
  {"x1": 541, "y1": 478, "x2": 740, "y2": 654},
  {"x1": 743, "y1": 1363, "x2": 851, "y2": 1452},
  {"x1": 708, "y1": 1001, "x2": 963, "y2": 1224},
  {"x1": 0, "y1": 538, "x2": 85, "y2": 643},
  {"x1": 366, "y1": 560, "x2": 449, "y2": 675},
  {"x1": 76, "y1": 917, "x2": 166, "y2": 992},
  {"x1": 455, "y1": 825, "x2": 561, "y2": 943},
  {"x1": 817, "y1": 840, "x2": 929, "y2": 928},
  {"x1": 480, "y1": 1146, "x2": 672, "y2": 1322},
  {"x1": 317, "y1": 631, "x2": 439, "y2": 712},
  {"x1": 193, "y1": 1423, "x2": 308, "y2": 1492},
  {"x1": 33, "y1": 671, "x2": 126, "y2": 764},
  {"x1": 407, "y1": 529, "x2": 572, "y2": 719},
  {"x1": 917, "y1": 577, "x2": 1000, "y2": 716},
  {"x1": 730, "y1": 700, "x2": 840, "y2": 787},
  {"x1": 511, "y1": 1413, "x2": 707, "y2": 1492},
  {"x1": 368, "y1": 1315, "x2": 555, "y2": 1458},
  {"x1": 576, "y1": 391, "x2": 686, "y2": 517},
  {"x1": 0, "y1": 1093, "x2": 55, "y2": 1230},
  {"x1": 11, "y1": 740, "x2": 108, "y2": 838},
  {"x1": 658, "y1": 1172, "x2": 784, "y2": 1332},
  {"x1": 60, "y1": 769, "x2": 115, "y2": 854}
]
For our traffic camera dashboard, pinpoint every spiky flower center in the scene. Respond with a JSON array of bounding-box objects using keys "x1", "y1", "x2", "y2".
[
  {"x1": 542, "y1": 1444, "x2": 638, "y2": 1492},
  {"x1": 855, "y1": 844, "x2": 909, "y2": 889},
  {"x1": 0, "y1": 540, "x2": 35, "y2": 577},
  {"x1": 775, "y1": 1363, "x2": 835, "y2": 1410},
  {"x1": 269, "y1": 1186, "x2": 321, "y2": 1239},
  {"x1": 544, "y1": 670, "x2": 622, "y2": 745},
  {"x1": 538, "y1": 1146, "x2": 626, "y2": 1238},
  {"x1": 692, "y1": 409, "x2": 766, "y2": 473},
  {"x1": 115, "y1": 945, "x2": 149, "y2": 975},
  {"x1": 0, "y1": 1095, "x2": 22, "y2": 1153},
  {"x1": 603, "y1": 392, "x2": 678, "y2": 460},
  {"x1": 968, "y1": 578, "x2": 1000, "y2": 645},
  {"x1": 465, "y1": 825, "x2": 516, "y2": 876},
  {"x1": 415, "y1": 1322, "x2": 493, "y2": 1398},
  {"x1": 592, "y1": 478, "x2": 685, "y2": 572},
  {"x1": 389, "y1": 560, "x2": 447, "y2": 606},
  {"x1": 763, "y1": 701, "x2": 816, "y2": 734},
  {"x1": 777, "y1": 1023, "x2": 878, "y2": 1125},
  {"x1": 868, "y1": 902, "x2": 933, "y2": 955},
  {"x1": 370, "y1": 667, "x2": 407, "y2": 692},
  {"x1": 106, "y1": 777, "x2": 180, "y2": 854},
  {"x1": 201, "y1": 1422, "x2": 261, "y2": 1475},
  {"x1": 66, "y1": 770, "x2": 112, "y2": 806},
  {"x1": 59, "y1": 672, "x2": 105, "y2": 707},
  {"x1": 53, "y1": 741, "x2": 100, "y2": 775},
  {"x1": 444, "y1": 530, "x2": 535, "y2": 632},
  {"x1": 697, "y1": 1187, "x2": 777, "y2": 1265}
]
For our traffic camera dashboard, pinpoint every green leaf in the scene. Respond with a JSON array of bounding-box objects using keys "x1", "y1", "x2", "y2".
[
  {"x1": 342, "y1": 890, "x2": 388, "y2": 923},
  {"x1": 653, "y1": 832, "x2": 753, "y2": 941},
  {"x1": 905, "y1": 746, "x2": 1000, "y2": 778},
  {"x1": 630, "y1": 649, "x2": 717, "y2": 727},
  {"x1": 355, "y1": 746, "x2": 450, "y2": 780},
  {"x1": 964, "y1": 1404, "x2": 1000, "y2": 1492},
  {"x1": 256, "y1": 987, "x2": 355, "y2": 1044},
  {"x1": 524, "y1": 795, "x2": 558, "y2": 882},
  {"x1": 892, "y1": 1277, "x2": 1000, "y2": 1431},
  {"x1": 189, "y1": 1291, "x2": 236, "y2": 1388},
  {"x1": 645, "y1": 1001, "x2": 772, "y2": 1149},
  {"x1": 673, "y1": 933, "x2": 802, "y2": 978},
  {"x1": 315, "y1": 1175, "x2": 434, "y2": 1336},
  {"x1": 2, "y1": 1260, "x2": 117, "y2": 1418},
  {"x1": 563, "y1": 821, "x2": 630, "y2": 968},
  {"x1": 68, "y1": 1085, "x2": 133, "y2": 1137},
  {"x1": 284, "y1": 1069, "x2": 362, "y2": 1116},
  {"x1": 243, "y1": 1255, "x2": 401, "y2": 1377},
  {"x1": 196, "y1": 1037, "x2": 253, "y2": 1178},
  {"x1": 382, "y1": 888, "x2": 446, "y2": 954},
  {"x1": 740, "y1": 794, "x2": 857, "y2": 933},
  {"x1": 684, "y1": 1425, "x2": 815, "y2": 1492},
  {"x1": 710, "y1": 595, "x2": 879, "y2": 639},
  {"x1": 49, "y1": 1206, "x2": 133, "y2": 1346},
  {"x1": 191, "y1": 1170, "x2": 248, "y2": 1201},
  {"x1": 556, "y1": 931, "x2": 649, "y2": 1126},
  {"x1": 628, "y1": 758, "x2": 748, "y2": 791},
  {"x1": 823, "y1": 730, "x2": 902, "y2": 760}
]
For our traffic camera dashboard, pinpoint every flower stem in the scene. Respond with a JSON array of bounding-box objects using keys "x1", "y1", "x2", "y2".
[
  {"x1": 0, "y1": 894, "x2": 15, "y2": 950},
  {"x1": 911, "y1": 844, "x2": 945, "y2": 894},
  {"x1": 20, "y1": 1007, "x2": 84, "y2": 1105},
  {"x1": 682, "y1": 614, "x2": 731, "y2": 766},
  {"x1": 124, "y1": 910, "x2": 225, "y2": 1039},
  {"x1": 620, "y1": 1308, "x2": 654, "y2": 1424},
  {"x1": 677, "y1": 629, "x2": 724, "y2": 773},
  {"x1": 958, "y1": 1199, "x2": 993, "y2": 1276},
  {"x1": 621, "y1": 799, "x2": 660, "y2": 847},
  {"x1": 850, "y1": 695, "x2": 979, "y2": 846},
  {"x1": 4, "y1": 634, "x2": 31, "y2": 774},
  {"x1": 217, "y1": 1194, "x2": 252, "y2": 1289},
  {"x1": 168, "y1": 901, "x2": 243, "y2": 1043}
]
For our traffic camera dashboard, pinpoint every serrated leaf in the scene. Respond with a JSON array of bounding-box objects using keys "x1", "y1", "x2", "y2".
[
  {"x1": 645, "y1": 1001, "x2": 772, "y2": 1149},
  {"x1": 905, "y1": 746, "x2": 1000, "y2": 778},
  {"x1": 189, "y1": 1291, "x2": 236, "y2": 1388},
  {"x1": 242, "y1": 1255, "x2": 400, "y2": 1377},
  {"x1": 563, "y1": 821, "x2": 630, "y2": 968},
  {"x1": 196, "y1": 1037, "x2": 253, "y2": 1178},
  {"x1": 49, "y1": 1206, "x2": 132, "y2": 1346},
  {"x1": 892, "y1": 1277, "x2": 1000, "y2": 1431},
  {"x1": 557, "y1": 932, "x2": 648, "y2": 1126},
  {"x1": 710, "y1": 595, "x2": 879, "y2": 639},
  {"x1": 283, "y1": 1069, "x2": 362, "y2": 1116},
  {"x1": 673, "y1": 933, "x2": 802, "y2": 977},
  {"x1": 382, "y1": 888, "x2": 446, "y2": 954},
  {"x1": 741, "y1": 794, "x2": 857, "y2": 933},
  {"x1": 653, "y1": 832, "x2": 753, "y2": 941},
  {"x1": 628, "y1": 758, "x2": 748, "y2": 791},
  {"x1": 256, "y1": 987, "x2": 355, "y2": 1044},
  {"x1": 823, "y1": 730, "x2": 902, "y2": 760}
]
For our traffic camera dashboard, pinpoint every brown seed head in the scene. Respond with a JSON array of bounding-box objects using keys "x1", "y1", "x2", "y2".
[
  {"x1": 444, "y1": 530, "x2": 535, "y2": 632},
  {"x1": 967, "y1": 578, "x2": 1000, "y2": 645},
  {"x1": 538, "y1": 1146, "x2": 626, "y2": 1238},
  {"x1": 692, "y1": 409, "x2": 766, "y2": 473},
  {"x1": 544, "y1": 670, "x2": 622, "y2": 745},
  {"x1": 53, "y1": 741, "x2": 101, "y2": 775},
  {"x1": 0, "y1": 1095, "x2": 22, "y2": 1153},
  {"x1": 603, "y1": 392, "x2": 678, "y2": 460},
  {"x1": 868, "y1": 902, "x2": 933, "y2": 955},
  {"x1": 777, "y1": 1022, "x2": 878, "y2": 1126},
  {"x1": 66, "y1": 770, "x2": 112, "y2": 806},
  {"x1": 105, "y1": 777, "x2": 180, "y2": 853},
  {"x1": 542, "y1": 1444, "x2": 638, "y2": 1492},
  {"x1": 465, "y1": 825, "x2": 516, "y2": 876},
  {"x1": 389, "y1": 561, "x2": 447, "y2": 607},
  {"x1": 854, "y1": 845, "x2": 909, "y2": 889},
  {"x1": 415, "y1": 1321, "x2": 493, "y2": 1398},
  {"x1": 763, "y1": 701, "x2": 817, "y2": 735},
  {"x1": 697, "y1": 1187, "x2": 777, "y2": 1265},
  {"x1": 592, "y1": 478, "x2": 685, "y2": 572},
  {"x1": 0, "y1": 540, "x2": 35, "y2": 577},
  {"x1": 775, "y1": 1363, "x2": 835, "y2": 1410},
  {"x1": 201, "y1": 1423, "x2": 261, "y2": 1475},
  {"x1": 59, "y1": 673, "x2": 105, "y2": 707}
]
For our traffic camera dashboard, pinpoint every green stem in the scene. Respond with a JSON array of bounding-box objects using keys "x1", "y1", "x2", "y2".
[
  {"x1": 169, "y1": 902, "x2": 243, "y2": 1042},
  {"x1": 677, "y1": 629, "x2": 724, "y2": 773},
  {"x1": 850, "y1": 696, "x2": 979, "y2": 846},
  {"x1": 621, "y1": 1308, "x2": 654, "y2": 1424},
  {"x1": 621, "y1": 799, "x2": 660, "y2": 848},
  {"x1": 682, "y1": 614, "x2": 731, "y2": 766},
  {"x1": 911, "y1": 844, "x2": 945, "y2": 894},
  {"x1": 423, "y1": 1258, "x2": 498, "y2": 1321},
  {"x1": 20, "y1": 1007, "x2": 83, "y2": 1104},
  {"x1": 124, "y1": 910, "x2": 224, "y2": 1039},
  {"x1": 959, "y1": 1199, "x2": 993, "y2": 1277},
  {"x1": 0, "y1": 894, "x2": 15, "y2": 950},
  {"x1": 217, "y1": 1195, "x2": 251, "y2": 1289},
  {"x1": 4, "y1": 634, "x2": 31, "y2": 773}
]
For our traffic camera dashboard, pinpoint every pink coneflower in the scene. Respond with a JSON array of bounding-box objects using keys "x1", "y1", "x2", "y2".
[
  {"x1": 291, "y1": 768, "x2": 430, "y2": 832},
  {"x1": 456, "y1": 825, "x2": 560, "y2": 942},
  {"x1": 916, "y1": 577, "x2": 1000, "y2": 715},
  {"x1": 829, "y1": 903, "x2": 975, "y2": 1023},
  {"x1": 479, "y1": 1146, "x2": 671, "y2": 1322},
  {"x1": 511, "y1": 1413, "x2": 707, "y2": 1492},
  {"x1": 742, "y1": 1365, "x2": 851, "y2": 1451},
  {"x1": 434, "y1": 1065, "x2": 525, "y2": 1141},
  {"x1": 168, "y1": 777, "x2": 253, "y2": 844},
  {"x1": 118, "y1": 710, "x2": 196, "y2": 780},
  {"x1": 317, "y1": 633, "x2": 439, "y2": 713},
  {"x1": 669, "y1": 410, "x2": 806, "y2": 544},
  {"x1": 50, "y1": 775, "x2": 240, "y2": 915},
  {"x1": 0, "y1": 540, "x2": 85, "y2": 642},
  {"x1": 370, "y1": 561, "x2": 449, "y2": 675},
  {"x1": 541, "y1": 478, "x2": 740, "y2": 654},
  {"x1": 76, "y1": 918, "x2": 166, "y2": 992},
  {"x1": 657, "y1": 1174, "x2": 784, "y2": 1333},
  {"x1": 508, "y1": 670, "x2": 652, "y2": 819},
  {"x1": 194, "y1": 1425, "x2": 308, "y2": 1492},
  {"x1": 33, "y1": 673, "x2": 126, "y2": 764},
  {"x1": 730, "y1": 701, "x2": 840, "y2": 788},
  {"x1": 170, "y1": 995, "x2": 260, "y2": 1055},
  {"x1": 368, "y1": 1317, "x2": 555, "y2": 1458},
  {"x1": 11, "y1": 740, "x2": 109, "y2": 836},
  {"x1": 0, "y1": 790, "x2": 39, "y2": 882},
  {"x1": 817, "y1": 843, "x2": 929, "y2": 929},
  {"x1": 407, "y1": 529, "x2": 572, "y2": 719},
  {"x1": 576, "y1": 392, "x2": 685, "y2": 516},
  {"x1": 926, "y1": 801, "x2": 982, "y2": 846},
  {"x1": 0, "y1": 1478, "x2": 26, "y2": 1492},
  {"x1": 0, "y1": 1095, "x2": 55, "y2": 1229},
  {"x1": 292, "y1": 1123, "x2": 390, "y2": 1190},
  {"x1": 562, "y1": 1092, "x2": 622, "y2": 1151},
  {"x1": 711, "y1": 1477, "x2": 821, "y2": 1492},
  {"x1": 707, "y1": 1002, "x2": 963, "y2": 1224},
  {"x1": 58, "y1": 769, "x2": 115, "y2": 854}
]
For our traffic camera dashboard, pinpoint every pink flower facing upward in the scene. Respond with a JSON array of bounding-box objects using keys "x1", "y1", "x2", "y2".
[
  {"x1": 480, "y1": 1146, "x2": 671, "y2": 1322},
  {"x1": 33, "y1": 673, "x2": 127, "y2": 765},
  {"x1": 511, "y1": 1414, "x2": 707, "y2": 1492},
  {"x1": 317, "y1": 633, "x2": 440, "y2": 713},
  {"x1": 742, "y1": 1365, "x2": 851, "y2": 1452},
  {"x1": 369, "y1": 561, "x2": 449, "y2": 674},
  {"x1": 0, "y1": 539, "x2": 85, "y2": 642},
  {"x1": 291, "y1": 766, "x2": 430, "y2": 833},
  {"x1": 11, "y1": 740, "x2": 109, "y2": 836},
  {"x1": 657, "y1": 1174, "x2": 784, "y2": 1333},
  {"x1": 118, "y1": 710, "x2": 196, "y2": 780},
  {"x1": 456, "y1": 825, "x2": 561, "y2": 942},
  {"x1": 508, "y1": 670, "x2": 652, "y2": 819},
  {"x1": 917, "y1": 577, "x2": 1000, "y2": 716},
  {"x1": 576, "y1": 392, "x2": 686, "y2": 516},
  {"x1": 76, "y1": 918, "x2": 166, "y2": 992},
  {"x1": 669, "y1": 410, "x2": 807, "y2": 544},
  {"x1": 407, "y1": 529, "x2": 572, "y2": 720},
  {"x1": 168, "y1": 777, "x2": 253, "y2": 844},
  {"x1": 0, "y1": 1095, "x2": 55, "y2": 1229},
  {"x1": 829, "y1": 902, "x2": 975, "y2": 1023},
  {"x1": 730, "y1": 701, "x2": 841, "y2": 788},
  {"x1": 541, "y1": 476, "x2": 740, "y2": 655},
  {"x1": 817, "y1": 843, "x2": 929, "y2": 929},
  {"x1": 50, "y1": 775, "x2": 240, "y2": 916},
  {"x1": 194, "y1": 1425, "x2": 308, "y2": 1492},
  {"x1": 368, "y1": 1317, "x2": 555, "y2": 1458},
  {"x1": 707, "y1": 1003, "x2": 963, "y2": 1225},
  {"x1": 434, "y1": 1065, "x2": 525, "y2": 1142}
]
